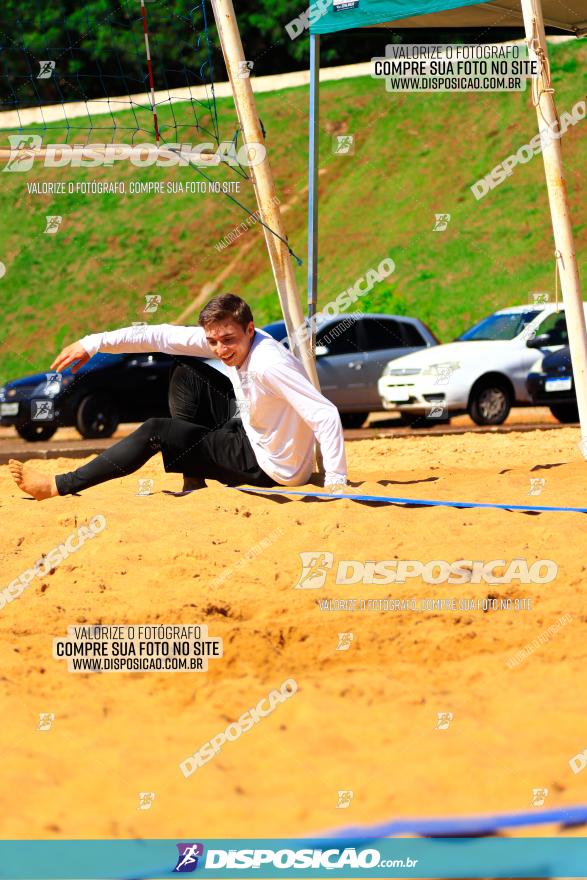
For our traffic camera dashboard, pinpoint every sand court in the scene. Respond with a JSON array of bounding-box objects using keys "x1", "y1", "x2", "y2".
[{"x1": 1, "y1": 427, "x2": 586, "y2": 840}]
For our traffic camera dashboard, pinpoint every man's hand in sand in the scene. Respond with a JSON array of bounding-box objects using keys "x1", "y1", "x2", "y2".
[{"x1": 51, "y1": 341, "x2": 90, "y2": 373}]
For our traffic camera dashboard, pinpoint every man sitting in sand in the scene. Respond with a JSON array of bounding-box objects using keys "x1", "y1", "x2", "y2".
[{"x1": 9, "y1": 293, "x2": 347, "y2": 501}]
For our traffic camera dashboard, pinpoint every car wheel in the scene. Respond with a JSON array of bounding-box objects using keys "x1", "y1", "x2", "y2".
[
  {"x1": 549, "y1": 403, "x2": 579, "y2": 424},
  {"x1": 468, "y1": 378, "x2": 512, "y2": 426},
  {"x1": 76, "y1": 394, "x2": 120, "y2": 439},
  {"x1": 16, "y1": 424, "x2": 57, "y2": 442},
  {"x1": 340, "y1": 412, "x2": 368, "y2": 429}
]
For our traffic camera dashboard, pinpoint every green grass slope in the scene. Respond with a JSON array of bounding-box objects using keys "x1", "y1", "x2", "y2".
[{"x1": 0, "y1": 38, "x2": 586, "y2": 380}]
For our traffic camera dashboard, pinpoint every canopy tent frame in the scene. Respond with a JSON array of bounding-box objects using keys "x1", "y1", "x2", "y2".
[
  {"x1": 364, "y1": 7, "x2": 587, "y2": 34},
  {"x1": 306, "y1": 0, "x2": 587, "y2": 445},
  {"x1": 521, "y1": 0, "x2": 587, "y2": 442}
]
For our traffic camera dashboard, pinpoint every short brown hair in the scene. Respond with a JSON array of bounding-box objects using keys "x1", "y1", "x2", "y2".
[{"x1": 198, "y1": 294, "x2": 254, "y2": 331}]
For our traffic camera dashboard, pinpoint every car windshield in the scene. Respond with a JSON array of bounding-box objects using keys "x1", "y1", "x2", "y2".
[{"x1": 458, "y1": 310, "x2": 540, "y2": 342}]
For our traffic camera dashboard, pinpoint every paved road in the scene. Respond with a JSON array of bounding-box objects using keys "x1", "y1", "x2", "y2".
[{"x1": 0, "y1": 409, "x2": 569, "y2": 465}]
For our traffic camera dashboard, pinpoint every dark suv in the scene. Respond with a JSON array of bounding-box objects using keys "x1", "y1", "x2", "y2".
[{"x1": 0, "y1": 352, "x2": 174, "y2": 441}]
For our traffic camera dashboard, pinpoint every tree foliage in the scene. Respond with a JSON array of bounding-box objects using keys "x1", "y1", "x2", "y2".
[
  {"x1": 0, "y1": 1, "x2": 523, "y2": 107},
  {"x1": 0, "y1": 0, "x2": 392, "y2": 105}
]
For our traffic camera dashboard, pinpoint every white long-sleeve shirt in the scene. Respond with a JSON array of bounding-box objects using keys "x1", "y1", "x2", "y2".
[{"x1": 80, "y1": 323, "x2": 347, "y2": 488}]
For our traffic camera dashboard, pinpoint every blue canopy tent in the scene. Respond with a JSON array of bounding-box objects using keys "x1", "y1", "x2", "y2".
[
  {"x1": 308, "y1": 0, "x2": 587, "y2": 35},
  {"x1": 306, "y1": 0, "x2": 587, "y2": 442}
]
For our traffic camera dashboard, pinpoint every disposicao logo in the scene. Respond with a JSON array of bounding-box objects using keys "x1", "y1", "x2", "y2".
[{"x1": 174, "y1": 843, "x2": 204, "y2": 872}]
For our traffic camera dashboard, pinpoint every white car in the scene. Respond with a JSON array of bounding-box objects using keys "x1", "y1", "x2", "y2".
[{"x1": 377, "y1": 303, "x2": 578, "y2": 426}]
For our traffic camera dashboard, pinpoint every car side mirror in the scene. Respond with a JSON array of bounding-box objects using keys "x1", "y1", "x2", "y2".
[
  {"x1": 315, "y1": 344, "x2": 329, "y2": 357},
  {"x1": 526, "y1": 334, "x2": 550, "y2": 349}
]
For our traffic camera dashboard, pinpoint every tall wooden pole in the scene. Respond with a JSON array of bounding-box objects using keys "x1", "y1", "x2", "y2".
[
  {"x1": 307, "y1": 33, "x2": 320, "y2": 357},
  {"x1": 521, "y1": 0, "x2": 587, "y2": 450},
  {"x1": 210, "y1": 0, "x2": 320, "y2": 393}
]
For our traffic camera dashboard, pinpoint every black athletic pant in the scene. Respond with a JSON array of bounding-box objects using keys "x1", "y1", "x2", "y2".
[{"x1": 55, "y1": 358, "x2": 277, "y2": 495}]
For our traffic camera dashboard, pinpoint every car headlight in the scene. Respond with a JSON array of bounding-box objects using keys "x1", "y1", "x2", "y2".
[
  {"x1": 32, "y1": 376, "x2": 71, "y2": 397},
  {"x1": 421, "y1": 361, "x2": 461, "y2": 377}
]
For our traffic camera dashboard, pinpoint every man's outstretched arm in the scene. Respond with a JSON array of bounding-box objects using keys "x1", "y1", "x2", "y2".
[{"x1": 51, "y1": 324, "x2": 213, "y2": 373}]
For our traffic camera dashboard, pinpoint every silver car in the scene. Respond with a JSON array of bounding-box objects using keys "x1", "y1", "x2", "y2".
[{"x1": 262, "y1": 314, "x2": 439, "y2": 427}]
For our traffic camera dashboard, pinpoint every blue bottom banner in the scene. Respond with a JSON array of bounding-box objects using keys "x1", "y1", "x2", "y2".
[{"x1": 0, "y1": 837, "x2": 586, "y2": 878}]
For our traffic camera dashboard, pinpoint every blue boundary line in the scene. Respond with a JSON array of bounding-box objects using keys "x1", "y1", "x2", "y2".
[
  {"x1": 324, "y1": 804, "x2": 587, "y2": 838},
  {"x1": 232, "y1": 487, "x2": 587, "y2": 514}
]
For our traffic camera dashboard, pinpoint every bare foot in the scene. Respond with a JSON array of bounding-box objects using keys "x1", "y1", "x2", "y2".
[{"x1": 8, "y1": 459, "x2": 59, "y2": 501}]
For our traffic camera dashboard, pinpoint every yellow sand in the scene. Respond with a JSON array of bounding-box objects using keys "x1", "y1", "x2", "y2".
[{"x1": 1, "y1": 427, "x2": 586, "y2": 840}]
